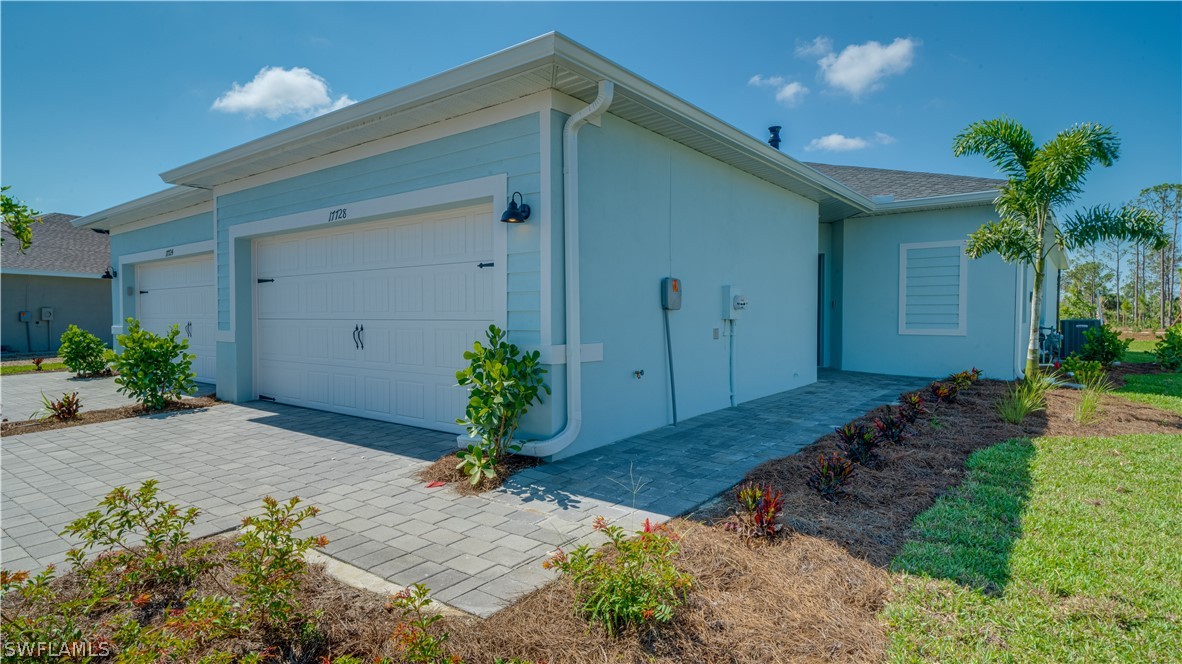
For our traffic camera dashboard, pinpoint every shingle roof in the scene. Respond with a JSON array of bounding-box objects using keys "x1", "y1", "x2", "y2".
[
  {"x1": 805, "y1": 163, "x2": 1005, "y2": 201},
  {"x1": 1, "y1": 213, "x2": 109, "y2": 276}
]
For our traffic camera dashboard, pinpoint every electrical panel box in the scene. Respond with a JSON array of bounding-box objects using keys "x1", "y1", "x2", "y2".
[
  {"x1": 661, "y1": 277, "x2": 682, "y2": 310},
  {"x1": 40, "y1": 307, "x2": 54, "y2": 321},
  {"x1": 17, "y1": 310, "x2": 31, "y2": 323},
  {"x1": 722, "y1": 286, "x2": 748, "y2": 320}
]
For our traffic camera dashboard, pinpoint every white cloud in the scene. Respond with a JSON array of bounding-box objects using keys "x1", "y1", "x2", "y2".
[
  {"x1": 795, "y1": 36, "x2": 833, "y2": 58},
  {"x1": 211, "y1": 66, "x2": 355, "y2": 120},
  {"x1": 774, "y1": 81, "x2": 810, "y2": 106},
  {"x1": 804, "y1": 131, "x2": 896, "y2": 152},
  {"x1": 748, "y1": 74, "x2": 785, "y2": 88},
  {"x1": 805, "y1": 133, "x2": 870, "y2": 152},
  {"x1": 816, "y1": 37, "x2": 919, "y2": 97},
  {"x1": 748, "y1": 74, "x2": 810, "y2": 108}
]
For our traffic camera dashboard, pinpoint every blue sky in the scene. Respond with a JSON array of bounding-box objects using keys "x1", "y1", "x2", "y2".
[{"x1": 3, "y1": 2, "x2": 1179, "y2": 215}]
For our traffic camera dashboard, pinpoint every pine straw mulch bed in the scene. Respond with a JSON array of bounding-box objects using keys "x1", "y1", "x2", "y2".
[
  {"x1": 416, "y1": 453, "x2": 540, "y2": 494},
  {"x1": 8, "y1": 374, "x2": 1181, "y2": 663},
  {"x1": 0, "y1": 396, "x2": 220, "y2": 437}
]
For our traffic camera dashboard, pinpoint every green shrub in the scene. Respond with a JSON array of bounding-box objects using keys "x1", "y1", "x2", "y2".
[
  {"x1": 229, "y1": 496, "x2": 327, "y2": 629},
  {"x1": 545, "y1": 517, "x2": 692, "y2": 636},
  {"x1": 455, "y1": 324, "x2": 550, "y2": 486},
  {"x1": 1061, "y1": 356, "x2": 1106, "y2": 387},
  {"x1": 58, "y1": 324, "x2": 108, "y2": 376},
  {"x1": 37, "y1": 391, "x2": 82, "y2": 421},
  {"x1": 60, "y1": 479, "x2": 216, "y2": 591},
  {"x1": 1077, "y1": 324, "x2": 1132, "y2": 365},
  {"x1": 109, "y1": 318, "x2": 196, "y2": 410},
  {"x1": 1154, "y1": 325, "x2": 1182, "y2": 371},
  {"x1": 387, "y1": 584, "x2": 452, "y2": 664}
]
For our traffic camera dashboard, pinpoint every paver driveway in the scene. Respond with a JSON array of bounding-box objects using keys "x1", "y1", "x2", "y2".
[
  {"x1": 0, "y1": 371, "x2": 213, "y2": 421},
  {"x1": 0, "y1": 369, "x2": 927, "y2": 616}
]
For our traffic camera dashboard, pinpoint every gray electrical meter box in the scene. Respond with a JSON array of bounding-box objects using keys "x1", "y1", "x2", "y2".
[{"x1": 661, "y1": 277, "x2": 682, "y2": 310}]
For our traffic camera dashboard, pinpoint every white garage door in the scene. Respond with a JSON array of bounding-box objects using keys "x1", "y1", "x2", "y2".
[
  {"x1": 254, "y1": 205, "x2": 497, "y2": 433},
  {"x1": 136, "y1": 254, "x2": 217, "y2": 383}
]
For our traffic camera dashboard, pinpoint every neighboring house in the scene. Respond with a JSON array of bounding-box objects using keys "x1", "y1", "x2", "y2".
[
  {"x1": 73, "y1": 33, "x2": 1062, "y2": 459},
  {"x1": 1, "y1": 213, "x2": 113, "y2": 354}
]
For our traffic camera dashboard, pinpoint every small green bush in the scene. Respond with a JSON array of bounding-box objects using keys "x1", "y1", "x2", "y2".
[
  {"x1": 109, "y1": 318, "x2": 196, "y2": 410},
  {"x1": 1077, "y1": 324, "x2": 1132, "y2": 366},
  {"x1": 60, "y1": 479, "x2": 216, "y2": 591},
  {"x1": 455, "y1": 324, "x2": 550, "y2": 486},
  {"x1": 58, "y1": 324, "x2": 108, "y2": 376},
  {"x1": 545, "y1": 517, "x2": 692, "y2": 635},
  {"x1": 387, "y1": 584, "x2": 451, "y2": 664},
  {"x1": 1061, "y1": 356, "x2": 1106, "y2": 387},
  {"x1": 229, "y1": 496, "x2": 327, "y2": 629},
  {"x1": 1154, "y1": 325, "x2": 1182, "y2": 371}
]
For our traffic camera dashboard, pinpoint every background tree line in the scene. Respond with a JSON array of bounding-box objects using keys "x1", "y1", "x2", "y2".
[{"x1": 1061, "y1": 184, "x2": 1182, "y2": 329}]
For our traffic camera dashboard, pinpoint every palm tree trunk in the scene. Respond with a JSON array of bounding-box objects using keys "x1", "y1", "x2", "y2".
[{"x1": 1026, "y1": 264, "x2": 1045, "y2": 378}]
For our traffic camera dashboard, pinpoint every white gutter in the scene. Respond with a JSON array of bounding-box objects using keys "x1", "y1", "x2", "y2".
[{"x1": 519, "y1": 80, "x2": 615, "y2": 458}]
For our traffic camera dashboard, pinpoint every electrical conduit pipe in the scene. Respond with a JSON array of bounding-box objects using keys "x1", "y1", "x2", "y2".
[{"x1": 518, "y1": 80, "x2": 615, "y2": 458}]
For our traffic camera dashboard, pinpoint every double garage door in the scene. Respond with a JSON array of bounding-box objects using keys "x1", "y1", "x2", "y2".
[
  {"x1": 136, "y1": 254, "x2": 217, "y2": 383},
  {"x1": 254, "y1": 205, "x2": 497, "y2": 433}
]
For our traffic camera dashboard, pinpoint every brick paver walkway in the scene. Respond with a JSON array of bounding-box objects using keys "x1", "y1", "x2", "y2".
[{"x1": 0, "y1": 369, "x2": 926, "y2": 616}]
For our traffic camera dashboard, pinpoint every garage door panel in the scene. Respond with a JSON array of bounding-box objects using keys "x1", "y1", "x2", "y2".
[
  {"x1": 254, "y1": 205, "x2": 494, "y2": 433},
  {"x1": 258, "y1": 264, "x2": 490, "y2": 321},
  {"x1": 136, "y1": 254, "x2": 216, "y2": 384}
]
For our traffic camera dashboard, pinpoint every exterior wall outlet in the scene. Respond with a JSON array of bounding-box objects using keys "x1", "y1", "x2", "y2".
[{"x1": 40, "y1": 307, "x2": 54, "y2": 321}]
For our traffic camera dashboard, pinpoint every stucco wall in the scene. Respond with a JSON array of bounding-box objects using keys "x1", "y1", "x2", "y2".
[
  {"x1": 554, "y1": 113, "x2": 819, "y2": 458},
  {"x1": 839, "y1": 206, "x2": 1020, "y2": 379},
  {"x1": 1, "y1": 275, "x2": 112, "y2": 353}
]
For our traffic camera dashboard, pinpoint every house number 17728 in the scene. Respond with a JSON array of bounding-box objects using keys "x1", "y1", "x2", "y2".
[{"x1": 328, "y1": 208, "x2": 348, "y2": 222}]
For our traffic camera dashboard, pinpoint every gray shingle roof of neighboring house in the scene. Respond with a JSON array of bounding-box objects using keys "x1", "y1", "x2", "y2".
[
  {"x1": 1, "y1": 213, "x2": 109, "y2": 276},
  {"x1": 806, "y1": 163, "x2": 1005, "y2": 201}
]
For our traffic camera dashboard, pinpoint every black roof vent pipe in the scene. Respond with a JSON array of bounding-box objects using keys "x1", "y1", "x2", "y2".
[{"x1": 767, "y1": 126, "x2": 782, "y2": 150}]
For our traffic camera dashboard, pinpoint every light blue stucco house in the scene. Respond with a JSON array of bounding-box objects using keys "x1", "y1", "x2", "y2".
[{"x1": 73, "y1": 34, "x2": 1063, "y2": 459}]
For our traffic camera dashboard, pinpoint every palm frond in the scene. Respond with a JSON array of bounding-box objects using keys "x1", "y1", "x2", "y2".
[
  {"x1": 952, "y1": 118, "x2": 1037, "y2": 180},
  {"x1": 1060, "y1": 204, "x2": 1166, "y2": 250},
  {"x1": 1028, "y1": 123, "x2": 1120, "y2": 208},
  {"x1": 966, "y1": 216, "x2": 1040, "y2": 264}
]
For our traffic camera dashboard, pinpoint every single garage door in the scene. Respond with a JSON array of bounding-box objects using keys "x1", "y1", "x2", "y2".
[
  {"x1": 254, "y1": 205, "x2": 497, "y2": 433},
  {"x1": 136, "y1": 254, "x2": 217, "y2": 383}
]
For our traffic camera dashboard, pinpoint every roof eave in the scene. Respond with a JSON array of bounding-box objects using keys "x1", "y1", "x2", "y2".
[
  {"x1": 859, "y1": 189, "x2": 999, "y2": 216},
  {"x1": 72, "y1": 187, "x2": 212, "y2": 231}
]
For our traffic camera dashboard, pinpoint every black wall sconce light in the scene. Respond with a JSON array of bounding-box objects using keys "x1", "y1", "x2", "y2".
[
  {"x1": 101, "y1": 267, "x2": 118, "y2": 279},
  {"x1": 501, "y1": 192, "x2": 531, "y2": 223}
]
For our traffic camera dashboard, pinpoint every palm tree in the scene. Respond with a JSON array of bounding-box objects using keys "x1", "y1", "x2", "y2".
[{"x1": 953, "y1": 118, "x2": 1165, "y2": 377}]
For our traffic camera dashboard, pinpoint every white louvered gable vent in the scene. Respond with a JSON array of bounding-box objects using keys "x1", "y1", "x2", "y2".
[{"x1": 899, "y1": 241, "x2": 968, "y2": 336}]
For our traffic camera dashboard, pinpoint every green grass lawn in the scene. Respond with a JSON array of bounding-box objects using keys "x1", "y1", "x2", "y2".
[
  {"x1": 0, "y1": 362, "x2": 68, "y2": 376},
  {"x1": 1116, "y1": 372, "x2": 1182, "y2": 416},
  {"x1": 1123, "y1": 339, "x2": 1156, "y2": 364},
  {"x1": 884, "y1": 434, "x2": 1182, "y2": 662}
]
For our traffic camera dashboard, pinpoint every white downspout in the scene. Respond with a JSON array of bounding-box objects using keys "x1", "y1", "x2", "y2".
[{"x1": 519, "y1": 80, "x2": 615, "y2": 458}]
